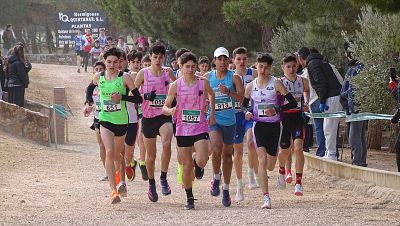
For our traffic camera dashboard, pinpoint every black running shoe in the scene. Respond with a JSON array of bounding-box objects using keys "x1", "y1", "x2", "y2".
[
  {"x1": 184, "y1": 197, "x2": 196, "y2": 210},
  {"x1": 194, "y1": 158, "x2": 204, "y2": 180}
]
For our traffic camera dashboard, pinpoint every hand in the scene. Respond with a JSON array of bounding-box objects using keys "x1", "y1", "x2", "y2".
[
  {"x1": 208, "y1": 114, "x2": 216, "y2": 126},
  {"x1": 319, "y1": 103, "x2": 329, "y2": 112},
  {"x1": 144, "y1": 90, "x2": 157, "y2": 101},
  {"x1": 169, "y1": 107, "x2": 176, "y2": 116},
  {"x1": 245, "y1": 111, "x2": 253, "y2": 120},
  {"x1": 303, "y1": 105, "x2": 309, "y2": 112},
  {"x1": 218, "y1": 84, "x2": 230, "y2": 95},
  {"x1": 110, "y1": 92, "x2": 122, "y2": 102},
  {"x1": 83, "y1": 104, "x2": 92, "y2": 117}
]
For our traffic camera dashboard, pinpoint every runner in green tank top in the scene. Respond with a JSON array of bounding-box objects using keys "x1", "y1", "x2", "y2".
[{"x1": 84, "y1": 47, "x2": 142, "y2": 204}]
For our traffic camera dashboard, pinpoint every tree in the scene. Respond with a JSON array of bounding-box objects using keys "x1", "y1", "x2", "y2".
[{"x1": 350, "y1": 0, "x2": 400, "y2": 13}]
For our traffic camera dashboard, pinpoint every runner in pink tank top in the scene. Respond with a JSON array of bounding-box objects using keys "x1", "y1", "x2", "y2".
[
  {"x1": 141, "y1": 68, "x2": 170, "y2": 118},
  {"x1": 163, "y1": 52, "x2": 216, "y2": 210}
]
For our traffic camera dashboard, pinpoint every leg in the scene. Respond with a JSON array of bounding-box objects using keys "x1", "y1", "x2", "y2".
[
  {"x1": 257, "y1": 147, "x2": 269, "y2": 194},
  {"x1": 233, "y1": 143, "x2": 244, "y2": 181},
  {"x1": 180, "y1": 147, "x2": 194, "y2": 189},
  {"x1": 311, "y1": 100, "x2": 326, "y2": 157},
  {"x1": 323, "y1": 96, "x2": 342, "y2": 159},
  {"x1": 100, "y1": 125, "x2": 117, "y2": 191},
  {"x1": 246, "y1": 128, "x2": 259, "y2": 188},
  {"x1": 222, "y1": 143, "x2": 234, "y2": 186},
  {"x1": 209, "y1": 129, "x2": 223, "y2": 196},
  {"x1": 159, "y1": 122, "x2": 173, "y2": 174},
  {"x1": 144, "y1": 137, "x2": 157, "y2": 180},
  {"x1": 95, "y1": 128, "x2": 106, "y2": 167}
]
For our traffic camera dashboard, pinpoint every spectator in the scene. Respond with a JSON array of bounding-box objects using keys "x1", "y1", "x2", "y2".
[
  {"x1": 297, "y1": 47, "x2": 326, "y2": 156},
  {"x1": 2, "y1": 24, "x2": 15, "y2": 56},
  {"x1": 90, "y1": 40, "x2": 102, "y2": 69},
  {"x1": 106, "y1": 36, "x2": 113, "y2": 46},
  {"x1": 96, "y1": 28, "x2": 107, "y2": 50},
  {"x1": 5, "y1": 45, "x2": 31, "y2": 107},
  {"x1": 0, "y1": 50, "x2": 5, "y2": 93},
  {"x1": 306, "y1": 48, "x2": 343, "y2": 160},
  {"x1": 83, "y1": 29, "x2": 94, "y2": 72},
  {"x1": 389, "y1": 68, "x2": 400, "y2": 172},
  {"x1": 198, "y1": 56, "x2": 210, "y2": 76},
  {"x1": 117, "y1": 36, "x2": 130, "y2": 54},
  {"x1": 340, "y1": 42, "x2": 367, "y2": 167}
]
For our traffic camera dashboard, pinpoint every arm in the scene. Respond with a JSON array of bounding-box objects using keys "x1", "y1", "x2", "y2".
[
  {"x1": 121, "y1": 73, "x2": 142, "y2": 103},
  {"x1": 308, "y1": 60, "x2": 328, "y2": 104},
  {"x1": 242, "y1": 82, "x2": 254, "y2": 120},
  {"x1": 85, "y1": 82, "x2": 96, "y2": 105},
  {"x1": 134, "y1": 69, "x2": 145, "y2": 89},
  {"x1": 162, "y1": 81, "x2": 177, "y2": 116},
  {"x1": 165, "y1": 67, "x2": 176, "y2": 82},
  {"x1": 230, "y1": 74, "x2": 245, "y2": 102},
  {"x1": 16, "y1": 62, "x2": 29, "y2": 88},
  {"x1": 302, "y1": 77, "x2": 310, "y2": 110}
]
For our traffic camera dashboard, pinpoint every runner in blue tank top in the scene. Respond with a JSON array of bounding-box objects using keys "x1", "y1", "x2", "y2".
[{"x1": 204, "y1": 47, "x2": 244, "y2": 207}]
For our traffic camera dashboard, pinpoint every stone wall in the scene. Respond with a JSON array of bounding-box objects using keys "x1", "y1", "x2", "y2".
[
  {"x1": 0, "y1": 100, "x2": 50, "y2": 146},
  {"x1": 25, "y1": 54, "x2": 77, "y2": 65}
]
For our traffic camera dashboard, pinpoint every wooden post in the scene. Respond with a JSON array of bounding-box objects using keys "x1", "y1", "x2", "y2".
[{"x1": 53, "y1": 87, "x2": 66, "y2": 144}]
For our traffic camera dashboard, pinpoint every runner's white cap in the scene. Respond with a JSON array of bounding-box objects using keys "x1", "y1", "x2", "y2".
[{"x1": 214, "y1": 47, "x2": 229, "y2": 58}]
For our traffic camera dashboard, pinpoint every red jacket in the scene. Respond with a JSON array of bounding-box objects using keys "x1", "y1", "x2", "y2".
[{"x1": 84, "y1": 34, "x2": 93, "y2": 52}]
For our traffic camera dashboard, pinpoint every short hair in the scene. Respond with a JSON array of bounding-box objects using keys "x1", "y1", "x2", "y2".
[
  {"x1": 94, "y1": 40, "x2": 100, "y2": 43},
  {"x1": 142, "y1": 53, "x2": 151, "y2": 63},
  {"x1": 127, "y1": 50, "x2": 143, "y2": 62},
  {"x1": 233, "y1": 47, "x2": 247, "y2": 58},
  {"x1": 256, "y1": 53, "x2": 273, "y2": 64},
  {"x1": 149, "y1": 42, "x2": 166, "y2": 55},
  {"x1": 94, "y1": 61, "x2": 106, "y2": 69},
  {"x1": 118, "y1": 36, "x2": 124, "y2": 40},
  {"x1": 103, "y1": 47, "x2": 122, "y2": 60},
  {"x1": 175, "y1": 48, "x2": 190, "y2": 59},
  {"x1": 106, "y1": 36, "x2": 113, "y2": 41},
  {"x1": 297, "y1": 47, "x2": 310, "y2": 59},
  {"x1": 119, "y1": 49, "x2": 127, "y2": 60},
  {"x1": 198, "y1": 56, "x2": 210, "y2": 65},
  {"x1": 180, "y1": 52, "x2": 197, "y2": 65},
  {"x1": 282, "y1": 53, "x2": 297, "y2": 64}
]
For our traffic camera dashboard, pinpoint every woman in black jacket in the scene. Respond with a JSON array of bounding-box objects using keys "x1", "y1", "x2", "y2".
[{"x1": 5, "y1": 45, "x2": 31, "y2": 107}]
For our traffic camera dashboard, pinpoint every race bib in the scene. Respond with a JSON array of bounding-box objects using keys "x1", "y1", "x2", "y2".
[
  {"x1": 150, "y1": 94, "x2": 166, "y2": 108},
  {"x1": 182, "y1": 109, "x2": 201, "y2": 123},
  {"x1": 257, "y1": 104, "x2": 277, "y2": 117},
  {"x1": 103, "y1": 100, "x2": 121, "y2": 112},
  {"x1": 95, "y1": 101, "x2": 101, "y2": 111},
  {"x1": 215, "y1": 97, "x2": 233, "y2": 111}
]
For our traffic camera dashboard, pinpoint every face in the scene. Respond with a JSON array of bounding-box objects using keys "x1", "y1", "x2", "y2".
[
  {"x1": 118, "y1": 38, "x2": 124, "y2": 44},
  {"x1": 150, "y1": 53, "x2": 165, "y2": 67},
  {"x1": 95, "y1": 42, "x2": 100, "y2": 47},
  {"x1": 281, "y1": 61, "x2": 298, "y2": 77},
  {"x1": 257, "y1": 62, "x2": 272, "y2": 77},
  {"x1": 105, "y1": 55, "x2": 119, "y2": 71},
  {"x1": 100, "y1": 31, "x2": 105, "y2": 36},
  {"x1": 181, "y1": 60, "x2": 197, "y2": 76},
  {"x1": 86, "y1": 29, "x2": 91, "y2": 34},
  {"x1": 142, "y1": 61, "x2": 151, "y2": 68},
  {"x1": 214, "y1": 55, "x2": 229, "y2": 71},
  {"x1": 171, "y1": 60, "x2": 178, "y2": 69},
  {"x1": 104, "y1": 46, "x2": 110, "y2": 51},
  {"x1": 119, "y1": 57, "x2": 127, "y2": 70},
  {"x1": 94, "y1": 65, "x2": 105, "y2": 73},
  {"x1": 129, "y1": 57, "x2": 141, "y2": 71},
  {"x1": 199, "y1": 63, "x2": 209, "y2": 72},
  {"x1": 234, "y1": 53, "x2": 248, "y2": 69}
]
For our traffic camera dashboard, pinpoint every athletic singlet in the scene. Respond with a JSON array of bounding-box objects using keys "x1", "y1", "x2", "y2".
[
  {"x1": 175, "y1": 77, "x2": 208, "y2": 136},
  {"x1": 251, "y1": 77, "x2": 283, "y2": 123},
  {"x1": 141, "y1": 68, "x2": 170, "y2": 118},
  {"x1": 92, "y1": 86, "x2": 100, "y2": 119},
  {"x1": 98, "y1": 71, "x2": 128, "y2": 124},
  {"x1": 74, "y1": 35, "x2": 85, "y2": 51},
  {"x1": 126, "y1": 88, "x2": 139, "y2": 123},
  {"x1": 208, "y1": 70, "x2": 236, "y2": 126},
  {"x1": 281, "y1": 75, "x2": 304, "y2": 113},
  {"x1": 234, "y1": 68, "x2": 253, "y2": 112}
]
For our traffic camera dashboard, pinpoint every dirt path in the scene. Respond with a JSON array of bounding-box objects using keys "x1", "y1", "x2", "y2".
[{"x1": 0, "y1": 64, "x2": 399, "y2": 225}]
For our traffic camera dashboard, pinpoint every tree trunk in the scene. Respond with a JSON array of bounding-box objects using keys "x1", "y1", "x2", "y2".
[
  {"x1": 13, "y1": 26, "x2": 27, "y2": 48},
  {"x1": 367, "y1": 121, "x2": 382, "y2": 150},
  {"x1": 45, "y1": 26, "x2": 55, "y2": 54},
  {"x1": 28, "y1": 27, "x2": 39, "y2": 54},
  {"x1": 261, "y1": 25, "x2": 273, "y2": 52}
]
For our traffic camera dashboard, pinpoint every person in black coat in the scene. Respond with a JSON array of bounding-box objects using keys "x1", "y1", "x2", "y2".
[{"x1": 5, "y1": 45, "x2": 31, "y2": 107}]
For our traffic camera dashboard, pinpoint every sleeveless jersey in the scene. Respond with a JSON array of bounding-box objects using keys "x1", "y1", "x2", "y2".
[
  {"x1": 141, "y1": 68, "x2": 170, "y2": 118},
  {"x1": 251, "y1": 77, "x2": 283, "y2": 123},
  {"x1": 98, "y1": 71, "x2": 128, "y2": 124},
  {"x1": 208, "y1": 70, "x2": 236, "y2": 126},
  {"x1": 281, "y1": 75, "x2": 304, "y2": 113},
  {"x1": 175, "y1": 77, "x2": 208, "y2": 136},
  {"x1": 126, "y1": 88, "x2": 139, "y2": 123},
  {"x1": 92, "y1": 86, "x2": 100, "y2": 119},
  {"x1": 234, "y1": 68, "x2": 253, "y2": 112}
]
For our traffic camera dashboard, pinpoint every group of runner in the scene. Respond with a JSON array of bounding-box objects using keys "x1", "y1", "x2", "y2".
[{"x1": 83, "y1": 42, "x2": 310, "y2": 210}]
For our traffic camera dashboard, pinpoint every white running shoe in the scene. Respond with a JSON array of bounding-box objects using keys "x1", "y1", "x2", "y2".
[
  {"x1": 323, "y1": 153, "x2": 338, "y2": 161},
  {"x1": 116, "y1": 182, "x2": 127, "y2": 197},
  {"x1": 247, "y1": 170, "x2": 258, "y2": 189},
  {"x1": 235, "y1": 186, "x2": 244, "y2": 201},
  {"x1": 285, "y1": 173, "x2": 293, "y2": 183},
  {"x1": 261, "y1": 194, "x2": 271, "y2": 209},
  {"x1": 277, "y1": 174, "x2": 286, "y2": 189},
  {"x1": 294, "y1": 184, "x2": 303, "y2": 196},
  {"x1": 99, "y1": 176, "x2": 108, "y2": 181}
]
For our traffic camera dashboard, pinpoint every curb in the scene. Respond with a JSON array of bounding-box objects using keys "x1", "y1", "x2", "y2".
[{"x1": 304, "y1": 152, "x2": 400, "y2": 191}]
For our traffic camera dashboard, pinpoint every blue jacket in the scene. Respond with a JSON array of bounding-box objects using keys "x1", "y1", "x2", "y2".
[{"x1": 340, "y1": 61, "x2": 364, "y2": 114}]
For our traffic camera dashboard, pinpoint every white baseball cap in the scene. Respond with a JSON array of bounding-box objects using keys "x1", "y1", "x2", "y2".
[{"x1": 214, "y1": 47, "x2": 229, "y2": 58}]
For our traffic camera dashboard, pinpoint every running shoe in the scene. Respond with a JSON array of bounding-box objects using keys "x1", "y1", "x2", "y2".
[
  {"x1": 139, "y1": 162, "x2": 149, "y2": 181},
  {"x1": 261, "y1": 194, "x2": 271, "y2": 209},
  {"x1": 222, "y1": 190, "x2": 231, "y2": 207},
  {"x1": 99, "y1": 176, "x2": 108, "y2": 181},
  {"x1": 110, "y1": 189, "x2": 121, "y2": 204},
  {"x1": 177, "y1": 164, "x2": 183, "y2": 186},
  {"x1": 148, "y1": 184, "x2": 158, "y2": 202},
  {"x1": 210, "y1": 179, "x2": 221, "y2": 197},
  {"x1": 193, "y1": 159, "x2": 204, "y2": 180},
  {"x1": 184, "y1": 197, "x2": 196, "y2": 210},
  {"x1": 285, "y1": 172, "x2": 293, "y2": 184},
  {"x1": 116, "y1": 182, "x2": 127, "y2": 197},
  {"x1": 160, "y1": 179, "x2": 171, "y2": 196},
  {"x1": 125, "y1": 166, "x2": 134, "y2": 181},
  {"x1": 247, "y1": 170, "x2": 258, "y2": 189},
  {"x1": 294, "y1": 183, "x2": 303, "y2": 196},
  {"x1": 235, "y1": 185, "x2": 244, "y2": 201},
  {"x1": 115, "y1": 171, "x2": 121, "y2": 185},
  {"x1": 277, "y1": 173, "x2": 286, "y2": 189},
  {"x1": 77, "y1": 68, "x2": 80, "y2": 73}
]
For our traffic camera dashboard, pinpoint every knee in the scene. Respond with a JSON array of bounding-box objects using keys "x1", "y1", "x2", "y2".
[
  {"x1": 222, "y1": 153, "x2": 233, "y2": 163},
  {"x1": 162, "y1": 139, "x2": 172, "y2": 150}
]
